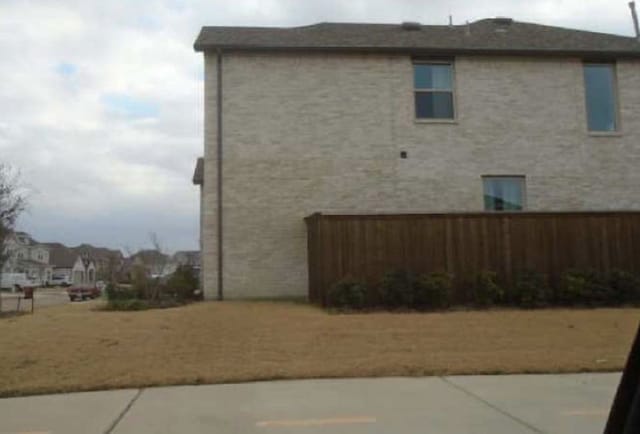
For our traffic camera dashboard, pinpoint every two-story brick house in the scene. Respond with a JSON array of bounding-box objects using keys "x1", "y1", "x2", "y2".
[{"x1": 193, "y1": 18, "x2": 640, "y2": 300}]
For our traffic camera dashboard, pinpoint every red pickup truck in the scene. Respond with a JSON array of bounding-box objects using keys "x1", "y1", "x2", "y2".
[{"x1": 67, "y1": 287, "x2": 101, "y2": 301}]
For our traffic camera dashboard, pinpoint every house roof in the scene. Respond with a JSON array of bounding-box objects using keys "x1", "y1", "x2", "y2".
[
  {"x1": 48, "y1": 246, "x2": 77, "y2": 268},
  {"x1": 173, "y1": 250, "x2": 201, "y2": 266},
  {"x1": 193, "y1": 157, "x2": 203, "y2": 185},
  {"x1": 130, "y1": 250, "x2": 170, "y2": 264},
  {"x1": 194, "y1": 18, "x2": 640, "y2": 58},
  {"x1": 12, "y1": 231, "x2": 41, "y2": 247},
  {"x1": 71, "y1": 244, "x2": 122, "y2": 262}
]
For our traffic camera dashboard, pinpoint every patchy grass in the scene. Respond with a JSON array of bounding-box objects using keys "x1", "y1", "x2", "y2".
[{"x1": 0, "y1": 301, "x2": 638, "y2": 397}]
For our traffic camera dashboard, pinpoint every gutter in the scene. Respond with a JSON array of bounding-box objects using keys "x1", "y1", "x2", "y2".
[
  {"x1": 194, "y1": 45, "x2": 640, "y2": 60},
  {"x1": 216, "y1": 49, "x2": 224, "y2": 301}
]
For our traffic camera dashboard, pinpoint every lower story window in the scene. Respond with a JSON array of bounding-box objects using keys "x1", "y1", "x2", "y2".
[{"x1": 483, "y1": 176, "x2": 526, "y2": 211}]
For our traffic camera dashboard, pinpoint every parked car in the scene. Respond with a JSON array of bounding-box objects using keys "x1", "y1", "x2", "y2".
[
  {"x1": 0, "y1": 273, "x2": 38, "y2": 291},
  {"x1": 50, "y1": 275, "x2": 72, "y2": 287},
  {"x1": 67, "y1": 287, "x2": 101, "y2": 301}
]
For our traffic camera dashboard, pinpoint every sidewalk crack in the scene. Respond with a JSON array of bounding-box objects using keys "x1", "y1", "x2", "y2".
[
  {"x1": 104, "y1": 388, "x2": 144, "y2": 434},
  {"x1": 439, "y1": 377, "x2": 545, "y2": 434}
]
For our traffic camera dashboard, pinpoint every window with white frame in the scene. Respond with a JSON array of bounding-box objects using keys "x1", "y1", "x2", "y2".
[
  {"x1": 413, "y1": 61, "x2": 455, "y2": 119},
  {"x1": 483, "y1": 176, "x2": 526, "y2": 211}
]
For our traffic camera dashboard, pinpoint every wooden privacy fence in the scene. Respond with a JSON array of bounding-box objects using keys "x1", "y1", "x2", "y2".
[{"x1": 305, "y1": 211, "x2": 640, "y2": 305}]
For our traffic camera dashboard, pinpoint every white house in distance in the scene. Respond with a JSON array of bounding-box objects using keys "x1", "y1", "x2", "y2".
[
  {"x1": 47, "y1": 244, "x2": 97, "y2": 287},
  {"x1": 193, "y1": 17, "x2": 640, "y2": 300},
  {"x1": 1, "y1": 231, "x2": 53, "y2": 286}
]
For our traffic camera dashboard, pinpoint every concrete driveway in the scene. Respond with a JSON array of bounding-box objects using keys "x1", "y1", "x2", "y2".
[{"x1": 0, "y1": 373, "x2": 619, "y2": 434}]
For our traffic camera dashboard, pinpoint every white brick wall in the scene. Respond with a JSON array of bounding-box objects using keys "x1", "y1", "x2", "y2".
[{"x1": 200, "y1": 52, "x2": 640, "y2": 300}]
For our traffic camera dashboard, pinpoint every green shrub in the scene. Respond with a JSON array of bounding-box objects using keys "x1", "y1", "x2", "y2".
[
  {"x1": 557, "y1": 269, "x2": 612, "y2": 306},
  {"x1": 512, "y1": 270, "x2": 551, "y2": 308},
  {"x1": 104, "y1": 299, "x2": 148, "y2": 311},
  {"x1": 327, "y1": 278, "x2": 367, "y2": 309},
  {"x1": 413, "y1": 272, "x2": 453, "y2": 310},
  {"x1": 378, "y1": 269, "x2": 416, "y2": 309},
  {"x1": 105, "y1": 284, "x2": 139, "y2": 301},
  {"x1": 473, "y1": 271, "x2": 504, "y2": 307},
  {"x1": 166, "y1": 265, "x2": 200, "y2": 301},
  {"x1": 607, "y1": 270, "x2": 640, "y2": 304}
]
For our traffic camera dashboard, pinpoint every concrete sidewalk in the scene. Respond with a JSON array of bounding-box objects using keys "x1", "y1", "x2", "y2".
[{"x1": 0, "y1": 373, "x2": 619, "y2": 434}]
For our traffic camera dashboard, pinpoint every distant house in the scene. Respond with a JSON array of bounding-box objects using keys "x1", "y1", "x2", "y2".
[
  {"x1": 47, "y1": 244, "x2": 77, "y2": 284},
  {"x1": 72, "y1": 244, "x2": 124, "y2": 278},
  {"x1": 71, "y1": 256, "x2": 97, "y2": 287},
  {"x1": 173, "y1": 251, "x2": 201, "y2": 268},
  {"x1": 46, "y1": 243, "x2": 123, "y2": 284},
  {"x1": 1, "y1": 232, "x2": 53, "y2": 285},
  {"x1": 130, "y1": 250, "x2": 172, "y2": 278}
]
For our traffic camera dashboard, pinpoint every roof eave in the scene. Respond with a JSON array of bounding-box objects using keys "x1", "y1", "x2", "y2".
[
  {"x1": 192, "y1": 157, "x2": 204, "y2": 186},
  {"x1": 194, "y1": 44, "x2": 640, "y2": 59}
]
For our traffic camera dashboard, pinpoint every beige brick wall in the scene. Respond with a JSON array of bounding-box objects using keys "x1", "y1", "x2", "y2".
[{"x1": 200, "y1": 52, "x2": 640, "y2": 299}]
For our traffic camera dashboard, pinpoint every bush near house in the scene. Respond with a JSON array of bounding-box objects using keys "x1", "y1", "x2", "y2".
[
  {"x1": 413, "y1": 272, "x2": 453, "y2": 310},
  {"x1": 511, "y1": 270, "x2": 552, "y2": 308},
  {"x1": 556, "y1": 269, "x2": 613, "y2": 306},
  {"x1": 472, "y1": 271, "x2": 504, "y2": 307},
  {"x1": 608, "y1": 269, "x2": 640, "y2": 304},
  {"x1": 377, "y1": 269, "x2": 417, "y2": 309},
  {"x1": 103, "y1": 265, "x2": 200, "y2": 311},
  {"x1": 166, "y1": 265, "x2": 201, "y2": 301},
  {"x1": 325, "y1": 268, "x2": 640, "y2": 312},
  {"x1": 326, "y1": 278, "x2": 367, "y2": 310}
]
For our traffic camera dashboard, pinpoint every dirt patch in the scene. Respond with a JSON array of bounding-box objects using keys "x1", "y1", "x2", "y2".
[{"x1": 0, "y1": 301, "x2": 637, "y2": 397}]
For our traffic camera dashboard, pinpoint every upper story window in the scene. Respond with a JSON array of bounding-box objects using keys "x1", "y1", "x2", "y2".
[
  {"x1": 483, "y1": 176, "x2": 526, "y2": 211},
  {"x1": 583, "y1": 63, "x2": 618, "y2": 132},
  {"x1": 413, "y1": 61, "x2": 455, "y2": 120}
]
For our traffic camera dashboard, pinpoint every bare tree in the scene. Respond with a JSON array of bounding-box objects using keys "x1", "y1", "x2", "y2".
[
  {"x1": 0, "y1": 164, "x2": 26, "y2": 313},
  {"x1": 146, "y1": 232, "x2": 169, "y2": 300},
  {"x1": 126, "y1": 233, "x2": 170, "y2": 301}
]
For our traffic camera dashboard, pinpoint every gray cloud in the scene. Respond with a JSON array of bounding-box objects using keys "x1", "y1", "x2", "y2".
[{"x1": 0, "y1": 0, "x2": 635, "y2": 252}]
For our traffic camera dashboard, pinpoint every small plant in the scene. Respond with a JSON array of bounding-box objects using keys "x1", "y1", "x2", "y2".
[
  {"x1": 327, "y1": 278, "x2": 367, "y2": 310},
  {"x1": 512, "y1": 270, "x2": 551, "y2": 308},
  {"x1": 413, "y1": 272, "x2": 453, "y2": 310},
  {"x1": 166, "y1": 265, "x2": 200, "y2": 301},
  {"x1": 607, "y1": 270, "x2": 640, "y2": 305},
  {"x1": 473, "y1": 271, "x2": 504, "y2": 307},
  {"x1": 378, "y1": 269, "x2": 416, "y2": 309},
  {"x1": 556, "y1": 269, "x2": 612, "y2": 306}
]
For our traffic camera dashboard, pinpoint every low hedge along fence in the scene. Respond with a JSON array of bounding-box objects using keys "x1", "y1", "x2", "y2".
[{"x1": 326, "y1": 269, "x2": 640, "y2": 311}]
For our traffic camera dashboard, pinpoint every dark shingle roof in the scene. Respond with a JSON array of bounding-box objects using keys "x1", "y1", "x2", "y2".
[
  {"x1": 48, "y1": 246, "x2": 78, "y2": 268},
  {"x1": 193, "y1": 157, "x2": 203, "y2": 185},
  {"x1": 194, "y1": 19, "x2": 640, "y2": 58}
]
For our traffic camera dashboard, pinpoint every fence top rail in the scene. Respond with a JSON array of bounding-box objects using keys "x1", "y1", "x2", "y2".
[{"x1": 304, "y1": 210, "x2": 640, "y2": 221}]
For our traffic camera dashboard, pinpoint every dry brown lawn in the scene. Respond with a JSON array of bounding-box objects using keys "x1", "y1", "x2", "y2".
[{"x1": 0, "y1": 301, "x2": 638, "y2": 397}]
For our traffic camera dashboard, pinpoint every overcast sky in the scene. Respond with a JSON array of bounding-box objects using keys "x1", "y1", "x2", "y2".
[{"x1": 0, "y1": 0, "x2": 636, "y2": 253}]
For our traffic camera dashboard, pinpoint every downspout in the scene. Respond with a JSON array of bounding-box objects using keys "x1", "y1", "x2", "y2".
[{"x1": 217, "y1": 49, "x2": 224, "y2": 301}]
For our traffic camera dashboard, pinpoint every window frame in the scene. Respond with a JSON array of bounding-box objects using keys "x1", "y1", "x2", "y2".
[
  {"x1": 582, "y1": 62, "x2": 621, "y2": 135},
  {"x1": 413, "y1": 59, "x2": 457, "y2": 122},
  {"x1": 481, "y1": 175, "x2": 527, "y2": 212}
]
